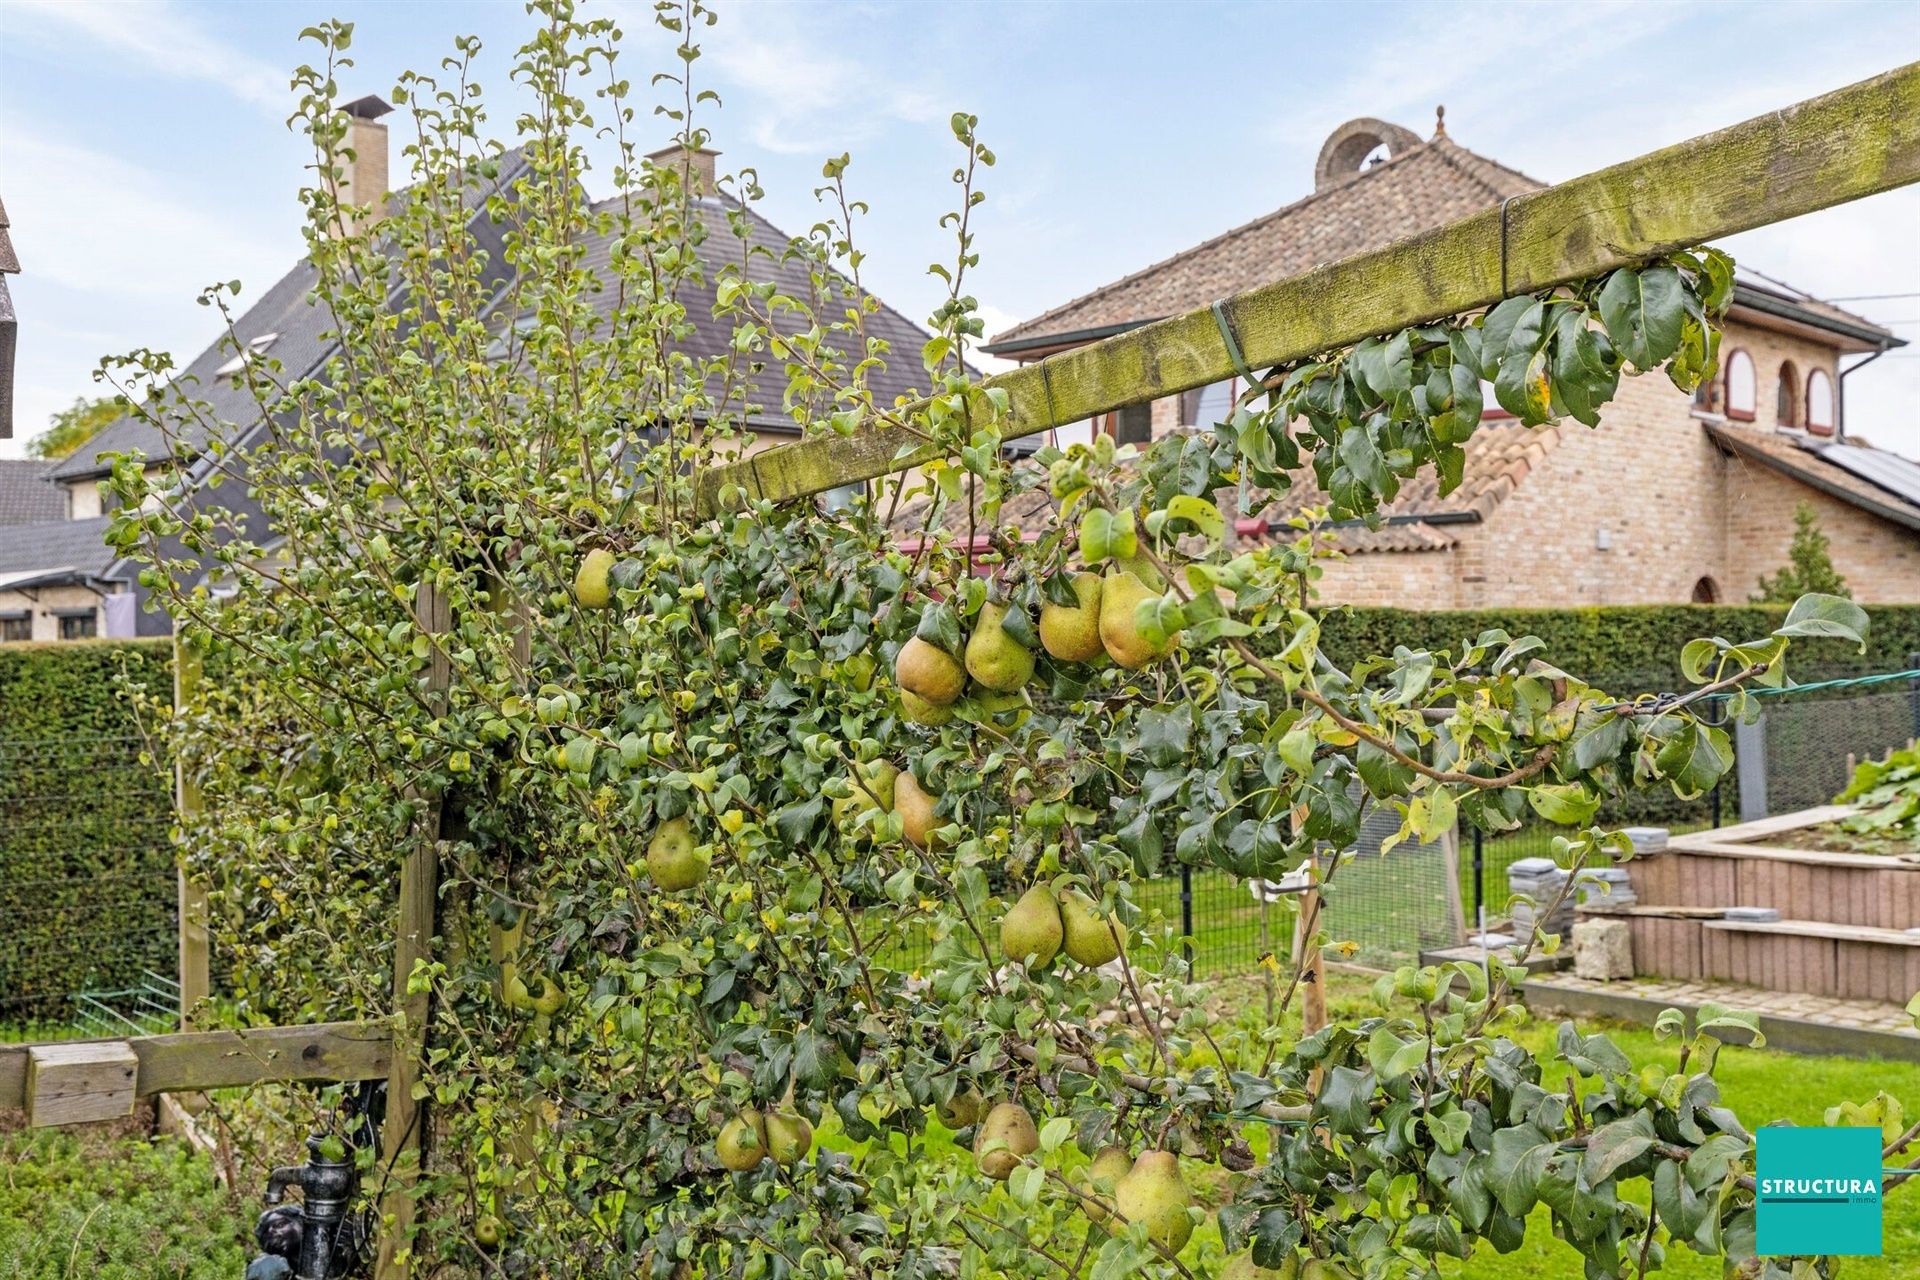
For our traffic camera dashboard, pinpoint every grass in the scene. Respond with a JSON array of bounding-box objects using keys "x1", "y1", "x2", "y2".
[{"x1": 0, "y1": 1111, "x2": 252, "y2": 1279}]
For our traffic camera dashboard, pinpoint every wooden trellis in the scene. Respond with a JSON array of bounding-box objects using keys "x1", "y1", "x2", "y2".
[{"x1": 0, "y1": 62, "x2": 1915, "y2": 1279}]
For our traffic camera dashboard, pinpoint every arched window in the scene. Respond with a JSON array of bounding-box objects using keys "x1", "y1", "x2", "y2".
[
  {"x1": 1806, "y1": 368, "x2": 1836, "y2": 436},
  {"x1": 1776, "y1": 361, "x2": 1800, "y2": 428},
  {"x1": 1725, "y1": 349, "x2": 1756, "y2": 421},
  {"x1": 1691, "y1": 576, "x2": 1719, "y2": 604}
]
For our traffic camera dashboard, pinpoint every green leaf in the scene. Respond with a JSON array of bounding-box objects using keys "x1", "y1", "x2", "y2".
[
  {"x1": 1428, "y1": 1108, "x2": 1471, "y2": 1157},
  {"x1": 915, "y1": 602, "x2": 963, "y2": 656},
  {"x1": 1651, "y1": 720, "x2": 1733, "y2": 799},
  {"x1": 1583, "y1": 1112, "x2": 1656, "y2": 1184},
  {"x1": 1315, "y1": 1065, "x2": 1374, "y2": 1135},
  {"x1": 1570, "y1": 707, "x2": 1631, "y2": 771},
  {"x1": 1164, "y1": 494, "x2": 1225, "y2": 543},
  {"x1": 1776, "y1": 592, "x2": 1869, "y2": 649},
  {"x1": 1527, "y1": 782, "x2": 1599, "y2": 826},
  {"x1": 1367, "y1": 1025, "x2": 1427, "y2": 1081},
  {"x1": 1598, "y1": 265, "x2": 1686, "y2": 370},
  {"x1": 1487, "y1": 1123, "x2": 1557, "y2": 1217}
]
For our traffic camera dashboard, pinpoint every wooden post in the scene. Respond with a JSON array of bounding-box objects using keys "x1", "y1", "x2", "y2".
[
  {"x1": 174, "y1": 637, "x2": 210, "y2": 1030},
  {"x1": 376, "y1": 581, "x2": 453, "y2": 1280},
  {"x1": 1295, "y1": 853, "x2": 1327, "y2": 1037},
  {"x1": 693, "y1": 61, "x2": 1920, "y2": 513}
]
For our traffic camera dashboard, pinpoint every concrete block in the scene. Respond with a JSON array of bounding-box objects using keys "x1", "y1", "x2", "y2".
[{"x1": 1573, "y1": 919, "x2": 1634, "y2": 981}]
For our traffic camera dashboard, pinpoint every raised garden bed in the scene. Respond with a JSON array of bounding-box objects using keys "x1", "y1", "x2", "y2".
[{"x1": 1587, "y1": 806, "x2": 1920, "y2": 1003}]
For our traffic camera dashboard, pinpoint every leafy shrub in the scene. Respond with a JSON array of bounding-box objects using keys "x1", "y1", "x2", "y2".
[
  {"x1": 0, "y1": 640, "x2": 174, "y2": 1017},
  {"x1": 0, "y1": 1121, "x2": 249, "y2": 1277}
]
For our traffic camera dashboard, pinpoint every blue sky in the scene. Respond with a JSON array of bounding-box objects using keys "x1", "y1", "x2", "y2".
[{"x1": 3, "y1": 0, "x2": 1918, "y2": 461}]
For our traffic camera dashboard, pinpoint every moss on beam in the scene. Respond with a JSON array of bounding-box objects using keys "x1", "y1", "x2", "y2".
[{"x1": 696, "y1": 60, "x2": 1920, "y2": 515}]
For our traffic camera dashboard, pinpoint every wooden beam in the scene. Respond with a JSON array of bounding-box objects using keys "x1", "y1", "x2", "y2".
[
  {"x1": 376, "y1": 581, "x2": 453, "y2": 1280},
  {"x1": 694, "y1": 61, "x2": 1920, "y2": 513},
  {"x1": 26, "y1": 1042, "x2": 139, "y2": 1127},
  {"x1": 0, "y1": 1021, "x2": 392, "y2": 1116},
  {"x1": 175, "y1": 637, "x2": 210, "y2": 1029}
]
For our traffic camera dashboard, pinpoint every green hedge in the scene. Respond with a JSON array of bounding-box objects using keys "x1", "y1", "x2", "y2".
[
  {"x1": 1310, "y1": 603, "x2": 1920, "y2": 690},
  {"x1": 0, "y1": 639, "x2": 175, "y2": 1020}
]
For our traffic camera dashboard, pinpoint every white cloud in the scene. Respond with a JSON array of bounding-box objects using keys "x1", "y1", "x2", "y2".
[
  {"x1": 6, "y1": 0, "x2": 288, "y2": 110},
  {"x1": 694, "y1": 2, "x2": 949, "y2": 155}
]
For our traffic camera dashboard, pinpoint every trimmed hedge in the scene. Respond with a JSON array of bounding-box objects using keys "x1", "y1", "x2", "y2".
[
  {"x1": 1311, "y1": 603, "x2": 1920, "y2": 690},
  {"x1": 0, "y1": 639, "x2": 175, "y2": 1020}
]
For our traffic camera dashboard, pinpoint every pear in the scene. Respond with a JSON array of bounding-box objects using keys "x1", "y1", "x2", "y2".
[
  {"x1": 647, "y1": 816, "x2": 707, "y2": 891},
  {"x1": 1099, "y1": 569, "x2": 1179, "y2": 670},
  {"x1": 1060, "y1": 891, "x2": 1128, "y2": 967},
  {"x1": 1000, "y1": 885, "x2": 1064, "y2": 969},
  {"x1": 895, "y1": 636, "x2": 966, "y2": 705},
  {"x1": 832, "y1": 759, "x2": 899, "y2": 830},
  {"x1": 898, "y1": 689, "x2": 955, "y2": 726},
  {"x1": 1223, "y1": 1255, "x2": 1299, "y2": 1280},
  {"x1": 1078, "y1": 1145, "x2": 1133, "y2": 1224},
  {"x1": 765, "y1": 1110, "x2": 814, "y2": 1166},
  {"x1": 965, "y1": 602, "x2": 1035, "y2": 692},
  {"x1": 574, "y1": 547, "x2": 616, "y2": 608},
  {"x1": 1039, "y1": 572, "x2": 1106, "y2": 663},
  {"x1": 972, "y1": 1101, "x2": 1039, "y2": 1180},
  {"x1": 1114, "y1": 1150, "x2": 1193, "y2": 1253},
  {"x1": 893, "y1": 771, "x2": 942, "y2": 850},
  {"x1": 935, "y1": 1088, "x2": 986, "y2": 1130},
  {"x1": 716, "y1": 1109, "x2": 769, "y2": 1171}
]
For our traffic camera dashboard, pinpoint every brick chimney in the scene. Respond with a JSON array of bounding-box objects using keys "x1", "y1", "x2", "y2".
[
  {"x1": 645, "y1": 144, "x2": 719, "y2": 198},
  {"x1": 333, "y1": 94, "x2": 393, "y2": 234}
]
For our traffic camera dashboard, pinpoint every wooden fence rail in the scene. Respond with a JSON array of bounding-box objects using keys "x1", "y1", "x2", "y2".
[{"x1": 695, "y1": 60, "x2": 1920, "y2": 514}]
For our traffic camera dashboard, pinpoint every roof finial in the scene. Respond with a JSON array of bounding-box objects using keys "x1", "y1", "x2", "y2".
[{"x1": 1434, "y1": 105, "x2": 1447, "y2": 138}]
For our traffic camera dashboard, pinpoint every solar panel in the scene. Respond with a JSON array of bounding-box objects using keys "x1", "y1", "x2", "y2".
[{"x1": 1806, "y1": 440, "x2": 1920, "y2": 509}]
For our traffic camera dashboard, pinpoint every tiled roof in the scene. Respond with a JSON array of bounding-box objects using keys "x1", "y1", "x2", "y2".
[
  {"x1": 1708, "y1": 422, "x2": 1920, "y2": 533},
  {"x1": 0, "y1": 515, "x2": 117, "y2": 579},
  {"x1": 0, "y1": 459, "x2": 63, "y2": 525},
  {"x1": 573, "y1": 195, "x2": 959, "y2": 432},
  {"x1": 986, "y1": 135, "x2": 1540, "y2": 351},
  {"x1": 882, "y1": 420, "x2": 1561, "y2": 556}
]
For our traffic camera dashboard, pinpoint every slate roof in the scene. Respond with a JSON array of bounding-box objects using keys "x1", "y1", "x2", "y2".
[
  {"x1": 1709, "y1": 423, "x2": 1920, "y2": 533},
  {"x1": 570, "y1": 194, "x2": 955, "y2": 429},
  {"x1": 0, "y1": 515, "x2": 117, "y2": 581},
  {"x1": 0, "y1": 459, "x2": 64, "y2": 525},
  {"x1": 985, "y1": 135, "x2": 1540, "y2": 353}
]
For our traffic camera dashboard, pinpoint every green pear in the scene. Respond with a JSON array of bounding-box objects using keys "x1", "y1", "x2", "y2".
[
  {"x1": 715, "y1": 1109, "x2": 768, "y2": 1171},
  {"x1": 935, "y1": 1088, "x2": 986, "y2": 1130},
  {"x1": 574, "y1": 548, "x2": 616, "y2": 608},
  {"x1": 1039, "y1": 572, "x2": 1106, "y2": 663},
  {"x1": 965, "y1": 602, "x2": 1035, "y2": 691},
  {"x1": 1000, "y1": 885, "x2": 1063, "y2": 969},
  {"x1": 647, "y1": 816, "x2": 707, "y2": 891},
  {"x1": 898, "y1": 688, "x2": 955, "y2": 726},
  {"x1": 765, "y1": 1110, "x2": 813, "y2": 1166},
  {"x1": 1099, "y1": 569, "x2": 1179, "y2": 670},
  {"x1": 1223, "y1": 1254, "x2": 1300, "y2": 1280},
  {"x1": 1114, "y1": 1150, "x2": 1193, "y2": 1253},
  {"x1": 1060, "y1": 891, "x2": 1128, "y2": 967},
  {"x1": 1078, "y1": 1145, "x2": 1133, "y2": 1224},
  {"x1": 972, "y1": 1101, "x2": 1039, "y2": 1180},
  {"x1": 895, "y1": 636, "x2": 966, "y2": 705},
  {"x1": 832, "y1": 759, "x2": 899, "y2": 830},
  {"x1": 893, "y1": 770, "x2": 942, "y2": 850}
]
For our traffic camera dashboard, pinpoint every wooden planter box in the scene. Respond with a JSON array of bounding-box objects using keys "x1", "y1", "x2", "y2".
[{"x1": 1595, "y1": 806, "x2": 1920, "y2": 1003}]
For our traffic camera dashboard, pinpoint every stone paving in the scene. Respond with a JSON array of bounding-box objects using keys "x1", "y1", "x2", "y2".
[{"x1": 1526, "y1": 971, "x2": 1919, "y2": 1037}]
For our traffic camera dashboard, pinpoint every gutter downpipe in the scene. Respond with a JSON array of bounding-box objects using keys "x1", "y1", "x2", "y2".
[{"x1": 1836, "y1": 342, "x2": 1893, "y2": 442}]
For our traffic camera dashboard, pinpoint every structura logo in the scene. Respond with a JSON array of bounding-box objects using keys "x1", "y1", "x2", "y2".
[{"x1": 1756, "y1": 1127, "x2": 1883, "y2": 1256}]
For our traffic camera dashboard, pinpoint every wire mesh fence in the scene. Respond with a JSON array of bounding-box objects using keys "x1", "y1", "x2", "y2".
[
  {"x1": 3, "y1": 672, "x2": 1914, "y2": 1026},
  {"x1": 0, "y1": 733, "x2": 176, "y2": 1027}
]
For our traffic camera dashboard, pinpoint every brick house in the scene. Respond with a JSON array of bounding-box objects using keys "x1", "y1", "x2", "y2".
[{"x1": 980, "y1": 115, "x2": 1919, "y2": 607}]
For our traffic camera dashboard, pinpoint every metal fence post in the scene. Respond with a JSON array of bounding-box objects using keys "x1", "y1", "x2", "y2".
[
  {"x1": 1179, "y1": 864, "x2": 1194, "y2": 974},
  {"x1": 1471, "y1": 827, "x2": 1485, "y2": 928},
  {"x1": 1908, "y1": 652, "x2": 1920, "y2": 744}
]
